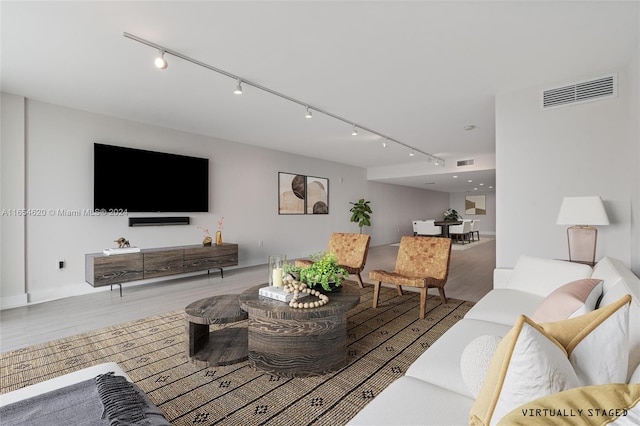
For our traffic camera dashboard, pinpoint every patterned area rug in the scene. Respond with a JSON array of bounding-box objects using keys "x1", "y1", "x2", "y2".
[{"x1": 1, "y1": 284, "x2": 473, "y2": 426}]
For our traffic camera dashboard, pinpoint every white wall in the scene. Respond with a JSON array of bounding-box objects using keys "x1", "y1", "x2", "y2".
[
  {"x1": 630, "y1": 43, "x2": 640, "y2": 276},
  {"x1": 496, "y1": 63, "x2": 638, "y2": 269},
  {"x1": 449, "y1": 192, "x2": 496, "y2": 236},
  {"x1": 0, "y1": 94, "x2": 28, "y2": 306},
  {"x1": 0, "y1": 96, "x2": 449, "y2": 307}
]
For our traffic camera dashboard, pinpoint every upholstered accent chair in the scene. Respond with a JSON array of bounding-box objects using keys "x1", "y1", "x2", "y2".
[
  {"x1": 369, "y1": 236, "x2": 452, "y2": 319},
  {"x1": 296, "y1": 233, "x2": 371, "y2": 288}
]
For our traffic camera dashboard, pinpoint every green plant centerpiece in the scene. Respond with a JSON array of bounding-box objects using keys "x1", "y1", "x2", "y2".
[
  {"x1": 349, "y1": 198, "x2": 372, "y2": 233},
  {"x1": 299, "y1": 251, "x2": 349, "y2": 292},
  {"x1": 444, "y1": 208, "x2": 461, "y2": 221},
  {"x1": 283, "y1": 262, "x2": 302, "y2": 281}
]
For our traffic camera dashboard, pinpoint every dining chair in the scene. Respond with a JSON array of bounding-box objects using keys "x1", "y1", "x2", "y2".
[{"x1": 449, "y1": 220, "x2": 472, "y2": 244}]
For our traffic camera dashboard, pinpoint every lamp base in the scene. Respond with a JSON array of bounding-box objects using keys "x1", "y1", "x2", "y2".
[{"x1": 566, "y1": 226, "x2": 597, "y2": 266}]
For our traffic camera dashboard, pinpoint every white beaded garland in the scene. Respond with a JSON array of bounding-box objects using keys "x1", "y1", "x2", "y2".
[{"x1": 284, "y1": 281, "x2": 329, "y2": 309}]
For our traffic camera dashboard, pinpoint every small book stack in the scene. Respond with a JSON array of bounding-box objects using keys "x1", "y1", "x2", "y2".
[
  {"x1": 103, "y1": 247, "x2": 141, "y2": 255},
  {"x1": 259, "y1": 286, "x2": 309, "y2": 302}
]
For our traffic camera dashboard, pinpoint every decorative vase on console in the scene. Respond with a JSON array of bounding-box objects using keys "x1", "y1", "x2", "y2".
[
  {"x1": 215, "y1": 216, "x2": 224, "y2": 246},
  {"x1": 197, "y1": 226, "x2": 212, "y2": 246}
]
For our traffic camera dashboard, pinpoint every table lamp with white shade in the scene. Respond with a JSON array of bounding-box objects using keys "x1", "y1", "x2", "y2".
[{"x1": 556, "y1": 196, "x2": 610, "y2": 265}]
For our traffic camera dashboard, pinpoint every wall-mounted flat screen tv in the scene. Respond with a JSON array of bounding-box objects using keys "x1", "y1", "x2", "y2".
[{"x1": 94, "y1": 143, "x2": 209, "y2": 212}]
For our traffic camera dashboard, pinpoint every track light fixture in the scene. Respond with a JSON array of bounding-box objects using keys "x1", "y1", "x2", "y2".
[
  {"x1": 154, "y1": 49, "x2": 168, "y2": 69},
  {"x1": 234, "y1": 79, "x2": 243, "y2": 95},
  {"x1": 409, "y1": 150, "x2": 415, "y2": 157},
  {"x1": 124, "y1": 32, "x2": 445, "y2": 166}
]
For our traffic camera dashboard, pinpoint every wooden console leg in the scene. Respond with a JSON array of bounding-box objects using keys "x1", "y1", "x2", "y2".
[
  {"x1": 355, "y1": 273, "x2": 364, "y2": 288},
  {"x1": 396, "y1": 285, "x2": 404, "y2": 296}
]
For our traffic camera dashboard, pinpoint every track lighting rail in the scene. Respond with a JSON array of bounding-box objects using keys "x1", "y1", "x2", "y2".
[{"x1": 123, "y1": 32, "x2": 444, "y2": 166}]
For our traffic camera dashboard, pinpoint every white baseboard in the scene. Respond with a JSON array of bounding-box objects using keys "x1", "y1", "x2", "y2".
[{"x1": 0, "y1": 293, "x2": 29, "y2": 310}]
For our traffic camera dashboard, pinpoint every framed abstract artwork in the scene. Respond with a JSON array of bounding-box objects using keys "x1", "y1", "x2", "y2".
[
  {"x1": 465, "y1": 195, "x2": 486, "y2": 215},
  {"x1": 306, "y1": 176, "x2": 329, "y2": 214},
  {"x1": 278, "y1": 172, "x2": 306, "y2": 214},
  {"x1": 278, "y1": 172, "x2": 329, "y2": 214}
]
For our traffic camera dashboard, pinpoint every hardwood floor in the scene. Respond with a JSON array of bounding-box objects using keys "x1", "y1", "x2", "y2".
[{"x1": 0, "y1": 238, "x2": 495, "y2": 352}]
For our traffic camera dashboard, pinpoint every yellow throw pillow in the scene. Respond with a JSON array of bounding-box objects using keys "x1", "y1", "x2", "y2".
[
  {"x1": 469, "y1": 295, "x2": 631, "y2": 426},
  {"x1": 497, "y1": 383, "x2": 640, "y2": 425}
]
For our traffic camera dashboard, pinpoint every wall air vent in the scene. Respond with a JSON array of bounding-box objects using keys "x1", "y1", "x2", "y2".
[
  {"x1": 457, "y1": 159, "x2": 475, "y2": 167},
  {"x1": 541, "y1": 74, "x2": 617, "y2": 110}
]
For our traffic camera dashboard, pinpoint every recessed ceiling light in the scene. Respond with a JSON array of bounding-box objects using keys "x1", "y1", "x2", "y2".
[
  {"x1": 489, "y1": 186, "x2": 494, "y2": 189},
  {"x1": 453, "y1": 175, "x2": 458, "y2": 179},
  {"x1": 468, "y1": 179, "x2": 473, "y2": 183},
  {"x1": 474, "y1": 188, "x2": 478, "y2": 190},
  {"x1": 479, "y1": 183, "x2": 484, "y2": 186}
]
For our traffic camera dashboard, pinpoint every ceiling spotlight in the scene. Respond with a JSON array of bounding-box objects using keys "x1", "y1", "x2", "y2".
[
  {"x1": 234, "y1": 79, "x2": 243, "y2": 95},
  {"x1": 382, "y1": 139, "x2": 387, "y2": 148},
  {"x1": 468, "y1": 179, "x2": 473, "y2": 183},
  {"x1": 453, "y1": 175, "x2": 458, "y2": 178},
  {"x1": 154, "y1": 50, "x2": 168, "y2": 69},
  {"x1": 305, "y1": 106, "x2": 312, "y2": 118},
  {"x1": 352, "y1": 125, "x2": 358, "y2": 136},
  {"x1": 409, "y1": 151, "x2": 415, "y2": 157},
  {"x1": 434, "y1": 160, "x2": 439, "y2": 166}
]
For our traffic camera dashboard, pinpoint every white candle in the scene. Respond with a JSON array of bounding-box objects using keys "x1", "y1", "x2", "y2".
[{"x1": 272, "y1": 267, "x2": 283, "y2": 287}]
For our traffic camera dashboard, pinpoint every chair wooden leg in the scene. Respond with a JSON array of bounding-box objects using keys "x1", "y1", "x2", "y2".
[
  {"x1": 438, "y1": 287, "x2": 447, "y2": 304},
  {"x1": 355, "y1": 273, "x2": 364, "y2": 288},
  {"x1": 396, "y1": 285, "x2": 403, "y2": 296},
  {"x1": 372, "y1": 282, "x2": 381, "y2": 308},
  {"x1": 419, "y1": 288, "x2": 427, "y2": 319}
]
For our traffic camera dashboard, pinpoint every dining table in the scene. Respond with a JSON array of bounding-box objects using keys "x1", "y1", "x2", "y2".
[{"x1": 434, "y1": 220, "x2": 462, "y2": 238}]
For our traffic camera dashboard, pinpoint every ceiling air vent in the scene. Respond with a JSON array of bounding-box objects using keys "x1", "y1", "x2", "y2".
[
  {"x1": 541, "y1": 74, "x2": 617, "y2": 110},
  {"x1": 457, "y1": 159, "x2": 474, "y2": 167}
]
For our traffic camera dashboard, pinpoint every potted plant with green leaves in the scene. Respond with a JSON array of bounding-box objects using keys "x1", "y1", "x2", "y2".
[
  {"x1": 444, "y1": 208, "x2": 461, "y2": 221},
  {"x1": 349, "y1": 198, "x2": 372, "y2": 233},
  {"x1": 283, "y1": 262, "x2": 302, "y2": 281},
  {"x1": 299, "y1": 251, "x2": 349, "y2": 292}
]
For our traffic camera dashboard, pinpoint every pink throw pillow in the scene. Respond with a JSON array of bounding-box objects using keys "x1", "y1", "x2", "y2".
[{"x1": 531, "y1": 279, "x2": 603, "y2": 323}]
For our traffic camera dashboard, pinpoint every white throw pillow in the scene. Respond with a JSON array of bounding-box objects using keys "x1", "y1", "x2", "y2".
[
  {"x1": 460, "y1": 335, "x2": 502, "y2": 398},
  {"x1": 469, "y1": 295, "x2": 631, "y2": 426},
  {"x1": 505, "y1": 255, "x2": 593, "y2": 298}
]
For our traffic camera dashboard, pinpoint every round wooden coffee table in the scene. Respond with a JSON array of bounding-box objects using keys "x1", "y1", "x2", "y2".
[
  {"x1": 239, "y1": 283, "x2": 360, "y2": 377},
  {"x1": 185, "y1": 294, "x2": 248, "y2": 367}
]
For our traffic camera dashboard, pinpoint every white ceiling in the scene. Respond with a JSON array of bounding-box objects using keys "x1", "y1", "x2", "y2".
[{"x1": 2, "y1": 1, "x2": 638, "y2": 193}]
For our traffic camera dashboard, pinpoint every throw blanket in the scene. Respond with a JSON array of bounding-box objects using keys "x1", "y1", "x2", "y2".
[{"x1": 0, "y1": 372, "x2": 170, "y2": 426}]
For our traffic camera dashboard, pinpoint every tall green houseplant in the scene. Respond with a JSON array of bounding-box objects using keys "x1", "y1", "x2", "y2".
[{"x1": 349, "y1": 198, "x2": 372, "y2": 233}]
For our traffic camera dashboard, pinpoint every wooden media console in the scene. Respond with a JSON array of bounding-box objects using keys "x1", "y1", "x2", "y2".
[{"x1": 85, "y1": 243, "x2": 238, "y2": 295}]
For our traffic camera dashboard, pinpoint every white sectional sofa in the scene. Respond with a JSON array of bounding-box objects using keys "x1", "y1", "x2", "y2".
[{"x1": 348, "y1": 255, "x2": 640, "y2": 426}]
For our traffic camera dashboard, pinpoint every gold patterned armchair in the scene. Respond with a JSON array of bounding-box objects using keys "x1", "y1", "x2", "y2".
[
  {"x1": 369, "y1": 236, "x2": 452, "y2": 319},
  {"x1": 296, "y1": 233, "x2": 371, "y2": 288}
]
